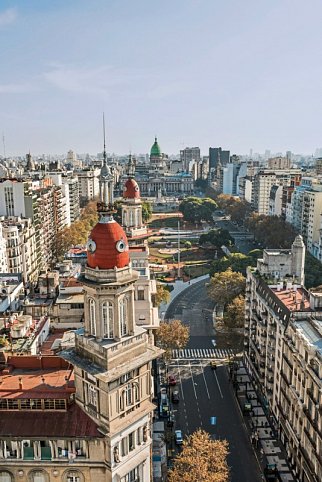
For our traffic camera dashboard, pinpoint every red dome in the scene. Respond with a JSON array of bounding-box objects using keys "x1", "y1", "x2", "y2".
[
  {"x1": 123, "y1": 178, "x2": 140, "y2": 199},
  {"x1": 87, "y1": 220, "x2": 130, "y2": 269}
]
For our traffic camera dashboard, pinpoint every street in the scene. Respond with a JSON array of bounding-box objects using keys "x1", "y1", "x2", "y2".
[{"x1": 165, "y1": 279, "x2": 263, "y2": 482}]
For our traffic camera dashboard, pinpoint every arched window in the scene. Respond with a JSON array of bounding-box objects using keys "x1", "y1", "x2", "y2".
[
  {"x1": 120, "y1": 297, "x2": 128, "y2": 336},
  {"x1": 0, "y1": 471, "x2": 13, "y2": 482},
  {"x1": 102, "y1": 301, "x2": 114, "y2": 339},
  {"x1": 89, "y1": 298, "x2": 96, "y2": 336},
  {"x1": 63, "y1": 470, "x2": 84, "y2": 482},
  {"x1": 129, "y1": 210, "x2": 134, "y2": 226},
  {"x1": 28, "y1": 470, "x2": 49, "y2": 482}
]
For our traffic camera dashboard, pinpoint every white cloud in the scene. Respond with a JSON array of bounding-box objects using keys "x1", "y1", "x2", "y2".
[
  {"x1": 0, "y1": 7, "x2": 17, "y2": 27},
  {"x1": 43, "y1": 64, "x2": 141, "y2": 96}
]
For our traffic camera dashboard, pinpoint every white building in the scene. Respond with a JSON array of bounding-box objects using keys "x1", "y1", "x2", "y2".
[{"x1": 76, "y1": 168, "x2": 100, "y2": 207}]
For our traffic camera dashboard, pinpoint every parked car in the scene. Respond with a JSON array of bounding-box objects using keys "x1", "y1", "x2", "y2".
[
  {"x1": 175, "y1": 430, "x2": 183, "y2": 445},
  {"x1": 168, "y1": 375, "x2": 176, "y2": 386},
  {"x1": 172, "y1": 390, "x2": 180, "y2": 403}
]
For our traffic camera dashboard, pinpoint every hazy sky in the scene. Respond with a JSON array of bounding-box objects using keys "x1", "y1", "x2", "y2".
[{"x1": 1, "y1": 0, "x2": 322, "y2": 157}]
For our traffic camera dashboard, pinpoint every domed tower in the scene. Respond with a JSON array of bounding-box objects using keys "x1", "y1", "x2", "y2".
[
  {"x1": 122, "y1": 155, "x2": 147, "y2": 242},
  {"x1": 149, "y1": 136, "x2": 166, "y2": 169},
  {"x1": 60, "y1": 130, "x2": 162, "y2": 482}
]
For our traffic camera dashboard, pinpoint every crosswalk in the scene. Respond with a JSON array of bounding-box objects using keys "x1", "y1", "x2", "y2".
[{"x1": 172, "y1": 348, "x2": 234, "y2": 360}]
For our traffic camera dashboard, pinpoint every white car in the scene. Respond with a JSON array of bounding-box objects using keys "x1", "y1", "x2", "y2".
[{"x1": 175, "y1": 430, "x2": 183, "y2": 445}]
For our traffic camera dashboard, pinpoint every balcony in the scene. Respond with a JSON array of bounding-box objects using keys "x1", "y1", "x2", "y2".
[{"x1": 307, "y1": 387, "x2": 319, "y2": 405}]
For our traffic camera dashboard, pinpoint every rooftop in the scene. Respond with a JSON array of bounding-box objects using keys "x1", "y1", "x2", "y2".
[
  {"x1": 294, "y1": 319, "x2": 322, "y2": 354},
  {"x1": 0, "y1": 403, "x2": 102, "y2": 438},
  {"x1": 271, "y1": 287, "x2": 311, "y2": 312},
  {"x1": 0, "y1": 355, "x2": 74, "y2": 399}
]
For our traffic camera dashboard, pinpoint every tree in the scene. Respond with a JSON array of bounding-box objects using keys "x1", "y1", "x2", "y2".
[
  {"x1": 155, "y1": 284, "x2": 171, "y2": 306},
  {"x1": 168, "y1": 429, "x2": 229, "y2": 482},
  {"x1": 179, "y1": 197, "x2": 218, "y2": 224},
  {"x1": 209, "y1": 252, "x2": 256, "y2": 277},
  {"x1": 155, "y1": 319, "x2": 189, "y2": 360},
  {"x1": 199, "y1": 229, "x2": 233, "y2": 248},
  {"x1": 245, "y1": 213, "x2": 297, "y2": 249},
  {"x1": 142, "y1": 201, "x2": 152, "y2": 223},
  {"x1": 305, "y1": 252, "x2": 322, "y2": 288},
  {"x1": 223, "y1": 295, "x2": 245, "y2": 328},
  {"x1": 207, "y1": 268, "x2": 246, "y2": 308}
]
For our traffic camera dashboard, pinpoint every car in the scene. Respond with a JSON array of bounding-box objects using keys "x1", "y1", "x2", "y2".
[
  {"x1": 175, "y1": 430, "x2": 183, "y2": 445},
  {"x1": 168, "y1": 375, "x2": 176, "y2": 386},
  {"x1": 210, "y1": 360, "x2": 217, "y2": 370},
  {"x1": 172, "y1": 390, "x2": 180, "y2": 403}
]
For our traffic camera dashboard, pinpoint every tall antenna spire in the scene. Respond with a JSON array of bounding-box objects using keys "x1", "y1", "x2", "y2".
[
  {"x1": 103, "y1": 113, "x2": 107, "y2": 165},
  {"x1": 2, "y1": 133, "x2": 6, "y2": 160}
]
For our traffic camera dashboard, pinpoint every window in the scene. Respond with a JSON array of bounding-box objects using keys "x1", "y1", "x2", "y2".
[
  {"x1": 120, "y1": 297, "x2": 128, "y2": 336},
  {"x1": 121, "y1": 464, "x2": 142, "y2": 482},
  {"x1": 102, "y1": 301, "x2": 114, "y2": 339},
  {"x1": 0, "y1": 471, "x2": 13, "y2": 482},
  {"x1": 89, "y1": 298, "x2": 96, "y2": 336},
  {"x1": 29, "y1": 470, "x2": 49, "y2": 482},
  {"x1": 129, "y1": 432, "x2": 135, "y2": 451},
  {"x1": 137, "y1": 289, "x2": 144, "y2": 301},
  {"x1": 126, "y1": 384, "x2": 133, "y2": 406},
  {"x1": 66, "y1": 471, "x2": 82, "y2": 482},
  {"x1": 87, "y1": 384, "x2": 97, "y2": 408}
]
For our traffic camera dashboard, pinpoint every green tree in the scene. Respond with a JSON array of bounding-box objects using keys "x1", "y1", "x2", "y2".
[
  {"x1": 305, "y1": 253, "x2": 322, "y2": 288},
  {"x1": 207, "y1": 268, "x2": 246, "y2": 308},
  {"x1": 179, "y1": 197, "x2": 218, "y2": 224},
  {"x1": 142, "y1": 201, "x2": 152, "y2": 223},
  {"x1": 199, "y1": 229, "x2": 233, "y2": 248},
  {"x1": 223, "y1": 295, "x2": 245, "y2": 328},
  {"x1": 168, "y1": 429, "x2": 229, "y2": 482},
  {"x1": 155, "y1": 319, "x2": 190, "y2": 360}
]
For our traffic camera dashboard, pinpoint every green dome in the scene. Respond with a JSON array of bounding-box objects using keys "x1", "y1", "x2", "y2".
[{"x1": 150, "y1": 137, "x2": 161, "y2": 157}]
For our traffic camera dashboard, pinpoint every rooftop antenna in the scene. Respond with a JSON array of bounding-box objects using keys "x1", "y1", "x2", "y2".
[
  {"x1": 103, "y1": 113, "x2": 107, "y2": 165},
  {"x1": 2, "y1": 133, "x2": 6, "y2": 160}
]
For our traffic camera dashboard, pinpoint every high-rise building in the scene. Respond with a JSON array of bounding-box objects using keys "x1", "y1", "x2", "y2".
[
  {"x1": 180, "y1": 147, "x2": 200, "y2": 172},
  {"x1": 209, "y1": 147, "x2": 230, "y2": 170},
  {"x1": 76, "y1": 168, "x2": 100, "y2": 207}
]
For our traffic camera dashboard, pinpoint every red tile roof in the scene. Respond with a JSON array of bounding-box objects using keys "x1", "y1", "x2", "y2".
[
  {"x1": 0, "y1": 403, "x2": 103, "y2": 438},
  {"x1": 271, "y1": 287, "x2": 311, "y2": 312}
]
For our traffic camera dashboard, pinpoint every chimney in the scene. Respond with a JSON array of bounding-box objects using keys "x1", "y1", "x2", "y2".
[{"x1": 18, "y1": 377, "x2": 23, "y2": 390}]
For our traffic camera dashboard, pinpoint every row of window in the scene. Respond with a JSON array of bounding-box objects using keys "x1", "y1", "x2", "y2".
[
  {"x1": 0, "y1": 470, "x2": 82, "y2": 482},
  {"x1": 0, "y1": 398, "x2": 67, "y2": 411}
]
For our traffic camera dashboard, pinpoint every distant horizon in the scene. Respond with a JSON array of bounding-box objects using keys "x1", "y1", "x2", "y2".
[{"x1": 1, "y1": 1, "x2": 322, "y2": 156}]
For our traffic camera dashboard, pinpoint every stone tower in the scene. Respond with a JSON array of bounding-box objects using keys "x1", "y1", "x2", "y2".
[
  {"x1": 291, "y1": 234, "x2": 305, "y2": 285},
  {"x1": 62, "y1": 149, "x2": 162, "y2": 481}
]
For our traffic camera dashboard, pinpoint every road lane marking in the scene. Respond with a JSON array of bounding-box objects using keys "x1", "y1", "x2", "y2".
[
  {"x1": 177, "y1": 360, "x2": 185, "y2": 402},
  {"x1": 201, "y1": 365, "x2": 211, "y2": 400},
  {"x1": 189, "y1": 361, "x2": 198, "y2": 399},
  {"x1": 213, "y1": 370, "x2": 224, "y2": 399}
]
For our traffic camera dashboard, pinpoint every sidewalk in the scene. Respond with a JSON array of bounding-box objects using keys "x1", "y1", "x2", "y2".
[{"x1": 230, "y1": 361, "x2": 297, "y2": 482}]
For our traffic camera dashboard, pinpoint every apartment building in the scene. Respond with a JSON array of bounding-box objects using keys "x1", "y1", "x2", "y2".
[
  {"x1": 1, "y1": 216, "x2": 38, "y2": 284},
  {"x1": 252, "y1": 170, "x2": 302, "y2": 215},
  {"x1": 244, "y1": 236, "x2": 322, "y2": 481},
  {"x1": 76, "y1": 168, "x2": 100, "y2": 207}
]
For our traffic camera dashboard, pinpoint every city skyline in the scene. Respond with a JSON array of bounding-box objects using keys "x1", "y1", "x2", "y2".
[{"x1": 1, "y1": 0, "x2": 322, "y2": 156}]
